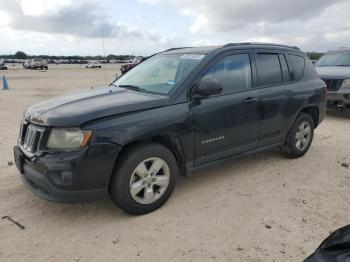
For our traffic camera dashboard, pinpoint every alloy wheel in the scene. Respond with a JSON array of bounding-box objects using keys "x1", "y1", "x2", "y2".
[{"x1": 129, "y1": 157, "x2": 170, "y2": 205}]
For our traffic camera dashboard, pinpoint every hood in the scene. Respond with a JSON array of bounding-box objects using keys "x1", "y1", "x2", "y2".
[
  {"x1": 315, "y1": 66, "x2": 350, "y2": 79},
  {"x1": 25, "y1": 86, "x2": 169, "y2": 127}
]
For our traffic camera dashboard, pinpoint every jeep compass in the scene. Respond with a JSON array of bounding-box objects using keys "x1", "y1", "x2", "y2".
[{"x1": 14, "y1": 43, "x2": 326, "y2": 214}]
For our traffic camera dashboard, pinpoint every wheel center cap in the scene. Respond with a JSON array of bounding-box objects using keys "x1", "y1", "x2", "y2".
[{"x1": 144, "y1": 176, "x2": 153, "y2": 184}]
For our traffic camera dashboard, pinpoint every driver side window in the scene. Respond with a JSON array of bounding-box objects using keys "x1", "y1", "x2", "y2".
[{"x1": 202, "y1": 54, "x2": 252, "y2": 94}]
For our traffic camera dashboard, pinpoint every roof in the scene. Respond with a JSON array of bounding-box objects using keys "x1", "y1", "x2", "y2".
[{"x1": 162, "y1": 42, "x2": 301, "y2": 55}]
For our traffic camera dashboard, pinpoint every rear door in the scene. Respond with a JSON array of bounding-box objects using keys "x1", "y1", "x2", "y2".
[{"x1": 253, "y1": 49, "x2": 301, "y2": 147}]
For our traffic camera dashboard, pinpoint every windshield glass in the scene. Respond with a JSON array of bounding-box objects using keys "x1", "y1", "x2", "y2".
[
  {"x1": 113, "y1": 53, "x2": 205, "y2": 95},
  {"x1": 315, "y1": 52, "x2": 350, "y2": 66}
]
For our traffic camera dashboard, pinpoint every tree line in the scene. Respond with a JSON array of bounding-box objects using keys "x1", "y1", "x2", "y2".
[
  {"x1": 0, "y1": 51, "x2": 135, "y2": 61},
  {"x1": 0, "y1": 50, "x2": 325, "y2": 61}
]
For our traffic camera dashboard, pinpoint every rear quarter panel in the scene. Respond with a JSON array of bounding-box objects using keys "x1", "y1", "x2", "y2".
[{"x1": 298, "y1": 56, "x2": 326, "y2": 126}]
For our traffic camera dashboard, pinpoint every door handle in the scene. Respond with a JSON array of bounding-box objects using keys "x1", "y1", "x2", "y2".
[{"x1": 245, "y1": 97, "x2": 258, "y2": 104}]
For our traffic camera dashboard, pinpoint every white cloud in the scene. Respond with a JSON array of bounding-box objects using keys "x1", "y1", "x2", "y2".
[
  {"x1": 189, "y1": 14, "x2": 209, "y2": 33},
  {"x1": 138, "y1": 0, "x2": 161, "y2": 4},
  {"x1": 1, "y1": 0, "x2": 350, "y2": 55},
  {"x1": 0, "y1": 0, "x2": 179, "y2": 55},
  {"x1": 0, "y1": 10, "x2": 11, "y2": 27},
  {"x1": 20, "y1": 0, "x2": 72, "y2": 16},
  {"x1": 172, "y1": 0, "x2": 350, "y2": 51}
]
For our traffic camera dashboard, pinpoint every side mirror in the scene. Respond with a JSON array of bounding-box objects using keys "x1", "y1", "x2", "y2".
[{"x1": 192, "y1": 79, "x2": 223, "y2": 99}]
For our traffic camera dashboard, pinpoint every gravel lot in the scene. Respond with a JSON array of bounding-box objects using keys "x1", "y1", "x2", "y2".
[{"x1": 0, "y1": 64, "x2": 349, "y2": 262}]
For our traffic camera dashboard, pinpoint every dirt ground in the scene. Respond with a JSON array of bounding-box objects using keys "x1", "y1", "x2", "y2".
[{"x1": 0, "y1": 64, "x2": 350, "y2": 262}]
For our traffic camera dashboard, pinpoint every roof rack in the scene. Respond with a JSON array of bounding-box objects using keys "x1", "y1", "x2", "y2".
[
  {"x1": 145, "y1": 47, "x2": 194, "y2": 59},
  {"x1": 222, "y1": 42, "x2": 300, "y2": 50},
  {"x1": 163, "y1": 47, "x2": 193, "y2": 52}
]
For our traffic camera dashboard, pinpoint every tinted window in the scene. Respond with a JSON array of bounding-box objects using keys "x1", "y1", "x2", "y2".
[
  {"x1": 257, "y1": 54, "x2": 283, "y2": 86},
  {"x1": 290, "y1": 55, "x2": 305, "y2": 81},
  {"x1": 202, "y1": 54, "x2": 252, "y2": 94}
]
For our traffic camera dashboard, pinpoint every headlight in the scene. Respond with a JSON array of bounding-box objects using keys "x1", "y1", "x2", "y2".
[
  {"x1": 342, "y1": 79, "x2": 350, "y2": 88},
  {"x1": 47, "y1": 128, "x2": 93, "y2": 150}
]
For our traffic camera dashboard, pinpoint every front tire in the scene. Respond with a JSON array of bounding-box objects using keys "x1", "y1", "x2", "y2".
[
  {"x1": 109, "y1": 143, "x2": 178, "y2": 215},
  {"x1": 282, "y1": 113, "x2": 314, "y2": 158}
]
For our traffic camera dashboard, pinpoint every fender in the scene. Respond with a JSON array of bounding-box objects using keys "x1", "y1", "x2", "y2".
[
  {"x1": 288, "y1": 103, "x2": 320, "y2": 131},
  {"x1": 87, "y1": 103, "x2": 194, "y2": 172}
]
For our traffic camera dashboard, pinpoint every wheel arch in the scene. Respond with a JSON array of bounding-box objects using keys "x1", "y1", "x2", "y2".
[
  {"x1": 112, "y1": 134, "x2": 187, "y2": 179},
  {"x1": 291, "y1": 105, "x2": 320, "y2": 129}
]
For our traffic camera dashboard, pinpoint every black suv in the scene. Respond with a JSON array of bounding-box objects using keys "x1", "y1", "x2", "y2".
[{"x1": 14, "y1": 43, "x2": 326, "y2": 215}]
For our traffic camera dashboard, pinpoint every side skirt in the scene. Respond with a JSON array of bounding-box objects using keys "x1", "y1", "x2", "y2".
[{"x1": 184, "y1": 141, "x2": 283, "y2": 176}]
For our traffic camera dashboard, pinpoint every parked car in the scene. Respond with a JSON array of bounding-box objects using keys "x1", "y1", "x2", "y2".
[
  {"x1": 86, "y1": 61, "x2": 102, "y2": 69},
  {"x1": 120, "y1": 56, "x2": 147, "y2": 74},
  {"x1": 315, "y1": 49, "x2": 350, "y2": 109},
  {"x1": 0, "y1": 60, "x2": 8, "y2": 70},
  {"x1": 24, "y1": 59, "x2": 48, "y2": 70},
  {"x1": 14, "y1": 43, "x2": 326, "y2": 215}
]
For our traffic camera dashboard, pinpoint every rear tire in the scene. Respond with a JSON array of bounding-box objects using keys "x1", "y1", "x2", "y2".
[
  {"x1": 281, "y1": 113, "x2": 314, "y2": 158},
  {"x1": 109, "y1": 143, "x2": 178, "y2": 215}
]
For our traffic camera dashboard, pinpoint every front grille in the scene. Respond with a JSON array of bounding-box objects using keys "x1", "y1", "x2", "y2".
[
  {"x1": 322, "y1": 79, "x2": 344, "y2": 91},
  {"x1": 19, "y1": 123, "x2": 42, "y2": 153}
]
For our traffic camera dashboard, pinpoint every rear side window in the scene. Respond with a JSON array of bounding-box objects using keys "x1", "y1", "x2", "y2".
[
  {"x1": 256, "y1": 54, "x2": 283, "y2": 86},
  {"x1": 289, "y1": 55, "x2": 305, "y2": 81},
  {"x1": 202, "y1": 54, "x2": 252, "y2": 94}
]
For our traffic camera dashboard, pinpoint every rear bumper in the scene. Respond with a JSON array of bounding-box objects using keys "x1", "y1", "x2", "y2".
[
  {"x1": 14, "y1": 142, "x2": 121, "y2": 203},
  {"x1": 327, "y1": 90, "x2": 350, "y2": 107}
]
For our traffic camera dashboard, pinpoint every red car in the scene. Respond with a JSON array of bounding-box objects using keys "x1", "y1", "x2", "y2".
[{"x1": 120, "y1": 56, "x2": 147, "y2": 74}]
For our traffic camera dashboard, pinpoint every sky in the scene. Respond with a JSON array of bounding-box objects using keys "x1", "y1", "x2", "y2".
[{"x1": 0, "y1": 0, "x2": 350, "y2": 56}]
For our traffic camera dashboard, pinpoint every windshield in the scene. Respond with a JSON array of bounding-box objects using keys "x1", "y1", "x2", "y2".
[
  {"x1": 315, "y1": 52, "x2": 350, "y2": 67},
  {"x1": 113, "y1": 53, "x2": 205, "y2": 95}
]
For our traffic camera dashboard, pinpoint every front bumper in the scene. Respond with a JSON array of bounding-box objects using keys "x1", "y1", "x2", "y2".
[
  {"x1": 327, "y1": 90, "x2": 350, "y2": 108},
  {"x1": 14, "y1": 143, "x2": 121, "y2": 203}
]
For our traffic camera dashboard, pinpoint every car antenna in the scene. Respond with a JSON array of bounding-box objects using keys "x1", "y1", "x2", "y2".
[{"x1": 102, "y1": 27, "x2": 107, "y2": 86}]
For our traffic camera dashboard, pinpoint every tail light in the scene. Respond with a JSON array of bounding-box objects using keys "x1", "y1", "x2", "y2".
[{"x1": 322, "y1": 81, "x2": 327, "y2": 100}]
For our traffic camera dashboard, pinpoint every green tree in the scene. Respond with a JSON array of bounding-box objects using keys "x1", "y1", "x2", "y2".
[
  {"x1": 307, "y1": 52, "x2": 323, "y2": 61},
  {"x1": 14, "y1": 51, "x2": 28, "y2": 59}
]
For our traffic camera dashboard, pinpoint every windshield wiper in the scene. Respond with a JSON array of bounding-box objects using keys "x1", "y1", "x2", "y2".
[
  {"x1": 336, "y1": 65, "x2": 350, "y2": 67},
  {"x1": 117, "y1": 84, "x2": 147, "y2": 93}
]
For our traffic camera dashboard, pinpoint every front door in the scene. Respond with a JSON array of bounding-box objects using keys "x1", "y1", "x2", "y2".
[{"x1": 190, "y1": 51, "x2": 260, "y2": 166}]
